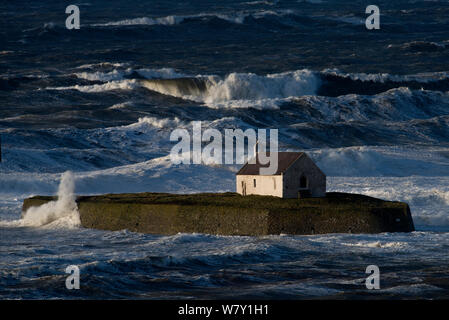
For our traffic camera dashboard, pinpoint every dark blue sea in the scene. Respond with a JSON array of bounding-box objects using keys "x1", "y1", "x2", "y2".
[{"x1": 1, "y1": 0, "x2": 449, "y2": 299}]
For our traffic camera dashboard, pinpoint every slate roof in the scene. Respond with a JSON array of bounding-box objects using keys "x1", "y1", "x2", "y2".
[{"x1": 236, "y1": 152, "x2": 304, "y2": 175}]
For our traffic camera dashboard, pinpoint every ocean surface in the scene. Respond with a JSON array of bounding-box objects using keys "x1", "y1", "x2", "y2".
[{"x1": 1, "y1": 0, "x2": 449, "y2": 299}]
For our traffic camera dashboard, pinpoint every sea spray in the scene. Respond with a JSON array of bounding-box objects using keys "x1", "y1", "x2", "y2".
[{"x1": 21, "y1": 171, "x2": 80, "y2": 228}]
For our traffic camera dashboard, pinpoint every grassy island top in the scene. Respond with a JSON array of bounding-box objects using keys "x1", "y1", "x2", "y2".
[{"x1": 27, "y1": 192, "x2": 406, "y2": 210}]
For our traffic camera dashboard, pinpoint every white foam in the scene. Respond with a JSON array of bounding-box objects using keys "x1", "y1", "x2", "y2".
[
  {"x1": 309, "y1": 146, "x2": 449, "y2": 177},
  {"x1": 93, "y1": 15, "x2": 185, "y2": 27},
  {"x1": 46, "y1": 80, "x2": 138, "y2": 93},
  {"x1": 2, "y1": 172, "x2": 80, "y2": 229},
  {"x1": 130, "y1": 117, "x2": 182, "y2": 129},
  {"x1": 108, "y1": 102, "x2": 132, "y2": 110},
  {"x1": 205, "y1": 70, "x2": 319, "y2": 103},
  {"x1": 342, "y1": 241, "x2": 406, "y2": 249},
  {"x1": 141, "y1": 70, "x2": 320, "y2": 109},
  {"x1": 322, "y1": 68, "x2": 449, "y2": 83},
  {"x1": 92, "y1": 10, "x2": 296, "y2": 27},
  {"x1": 75, "y1": 69, "x2": 132, "y2": 81}
]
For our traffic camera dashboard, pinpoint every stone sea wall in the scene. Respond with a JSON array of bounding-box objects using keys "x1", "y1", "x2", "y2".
[{"x1": 22, "y1": 192, "x2": 415, "y2": 235}]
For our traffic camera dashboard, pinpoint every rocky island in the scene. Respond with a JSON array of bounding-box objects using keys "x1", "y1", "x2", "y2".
[{"x1": 22, "y1": 192, "x2": 415, "y2": 235}]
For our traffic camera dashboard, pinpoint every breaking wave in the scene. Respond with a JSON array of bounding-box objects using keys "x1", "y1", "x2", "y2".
[
  {"x1": 141, "y1": 70, "x2": 320, "y2": 109},
  {"x1": 45, "y1": 64, "x2": 449, "y2": 110},
  {"x1": 1, "y1": 172, "x2": 80, "y2": 229},
  {"x1": 288, "y1": 87, "x2": 449, "y2": 122}
]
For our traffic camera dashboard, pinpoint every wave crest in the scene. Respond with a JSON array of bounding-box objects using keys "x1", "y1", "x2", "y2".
[
  {"x1": 20, "y1": 172, "x2": 80, "y2": 229},
  {"x1": 141, "y1": 70, "x2": 320, "y2": 109}
]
